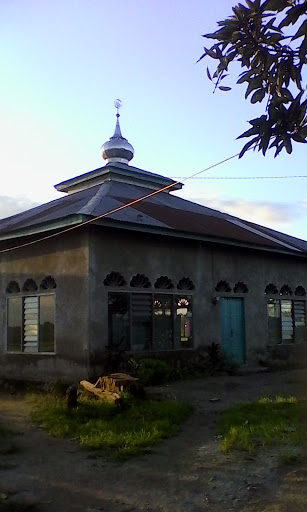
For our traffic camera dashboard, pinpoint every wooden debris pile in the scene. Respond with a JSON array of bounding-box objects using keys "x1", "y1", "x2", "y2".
[{"x1": 80, "y1": 372, "x2": 141, "y2": 404}]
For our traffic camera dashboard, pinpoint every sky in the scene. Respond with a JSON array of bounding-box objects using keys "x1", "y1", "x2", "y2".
[{"x1": 1, "y1": 0, "x2": 306, "y2": 240}]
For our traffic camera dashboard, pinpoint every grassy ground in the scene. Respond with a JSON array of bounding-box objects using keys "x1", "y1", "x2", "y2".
[
  {"x1": 218, "y1": 396, "x2": 307, "y2": 458},
  {"x1": 29, "y1": 393, "x2": 191, "y2": 459}
]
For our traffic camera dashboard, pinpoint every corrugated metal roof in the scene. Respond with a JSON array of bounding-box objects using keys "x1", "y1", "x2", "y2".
[{"x1": 0, "y1": 174, "x2": 306, "y2": 255}]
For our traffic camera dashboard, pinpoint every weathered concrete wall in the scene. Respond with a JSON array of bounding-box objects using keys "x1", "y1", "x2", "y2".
[
  {"x1": 212, "y1": 245, "x2": 307, "y2": 362},
  {"x1": 88, "y1": 227, "x2": 216, "y2": 377},
  {"x1": 0, "y1": 231, "x2": 90, "y2": 382},
  {"x1": 1, "y1": 224, "x2": 306, "y2": 383},
  {"x1": 88, "y1": 227, "x2": 307, "y2": 371}
]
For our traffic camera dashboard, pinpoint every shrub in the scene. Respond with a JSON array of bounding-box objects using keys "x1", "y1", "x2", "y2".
[{"x1": 137, "y1": 358, "x2": 171, "y2": 386}]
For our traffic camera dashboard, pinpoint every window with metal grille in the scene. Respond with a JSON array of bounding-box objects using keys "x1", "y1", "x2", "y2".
[
  {"x1": 108, "y1": 292, "x2": 193, "y2": 351},
  {"x1": 7, "y1": 295, "x2": 55, "y2": 353},
  {"x1": 267, "y1": 299, "x2": 306, "y2": 345}
]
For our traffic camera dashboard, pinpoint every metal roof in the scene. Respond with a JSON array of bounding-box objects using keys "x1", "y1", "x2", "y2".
[{"x1": 0, "y1": 165, "x2": 306, "y2": 255}]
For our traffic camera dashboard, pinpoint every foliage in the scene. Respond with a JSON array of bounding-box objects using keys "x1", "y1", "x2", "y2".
[
  {"x1": 29, "y1": 393, "x2": 191, "y2": 459},
  {"x1": 136, "y1": 358, "x2": 172, "y2": 386},
  {"x1": 207, "y1": 342, "x2": 223, "y2": 368},
  {"x1": 218, "y1": 395, "x2": 307, "y2": 454},
  {"x1": 0, "y1": 424, "x2": 11, "y2": 440},
  {"x1": 199, "y1": 0, "x2": 307, "y2": 157}
]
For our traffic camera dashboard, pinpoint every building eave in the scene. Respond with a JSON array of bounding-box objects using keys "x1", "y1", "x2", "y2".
[
  {"x1": 91, "y1": 217, "x2": 305, "y2": 257},
  {"x1": 0, "y1": 214, "x2": 85, "y2": 242},
  {"x1": 0, "y1": 213, "x2": 305, "y2": 259},
  {"x1": 55, "y1": 163, "x2": 182, "y2": 194}
]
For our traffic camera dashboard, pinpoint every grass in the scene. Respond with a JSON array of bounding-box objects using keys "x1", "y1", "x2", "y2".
[
  {"x1": 277, "y1": 446, "x2": 303, "y2": 465},
  {"x1": 29, "y1": 393, "x2": 191, "y2": 459},
  {"x1": 0, "y1": 424, "x2": 12, "y2": 439},
  {"x1": 218, "y1": 396, "x2": 307, "y2": 455}
]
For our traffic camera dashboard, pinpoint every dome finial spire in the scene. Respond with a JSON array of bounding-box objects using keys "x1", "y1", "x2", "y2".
[
  {"x1": 101, "y1": 99, "x2": 134, "y2": 165},
  {"x1": 113, "y1": 98, "x2": 123, "y2": 138},
  {"x1": 114, "y1": 98, "x2": 122, "y2": 117}
]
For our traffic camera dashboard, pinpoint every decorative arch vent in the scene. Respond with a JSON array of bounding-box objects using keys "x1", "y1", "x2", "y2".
[
  {"x1": 215, "y1": 280, "x2": 231, "y2": 293},
  {"x1": 177, "y1": 277, "x2": 195, "y2": 291},
  {"x1": 265, "y1": 283, "x2": 278, "y2": 295},
  {"x1": 6, "y1": 280, "x2": 20, "y2": 293},
  {"x1": 233, "y1": 281, "x2": 248, "y2": 293},
  {"x1": 154, "y1": 276, "x2": 174, "y2": 289},
  {"x1": 40, "y1": 275, "x2": 57, "y2": 290},
  {"x1": 280, "y1": 284, "x2": 292, "y2": 296},
  {"x1": 177, "y1": 297, "x2": 190, "y2": 307},
  {"x1": 130, "y1": 273, "x2": 151, "y2": 288},
  {"x1": 22, "y1": 278, "x2": 38, "y2": 292},
  {"x1": 295, "y1": 285, "x2": 306, "y2": 297},
  {"x1": 104, "y1": 271, "x2": 126, "y2": 287}
]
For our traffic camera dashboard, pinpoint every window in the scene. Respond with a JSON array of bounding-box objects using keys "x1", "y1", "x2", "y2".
[
  {"x1": 108, "y1": 293, "x2": 130, "y2": 351},
  {"x1": 107, "y1": 292, "x2": 193, "y2": 351},
  {"x1": 267, "y1": 299, "x2": 306, "y2": 345},
  {"x1": 7, "y1": 295, "x2": 55, "y2": 353},
  {"x1": 175, "y1": 297, "x2": 193, "y2": 349}
]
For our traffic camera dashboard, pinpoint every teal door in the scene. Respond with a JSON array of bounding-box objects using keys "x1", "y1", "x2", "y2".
[{"x1": 220, "y1": 298, "x2": 246, "y2": 365}]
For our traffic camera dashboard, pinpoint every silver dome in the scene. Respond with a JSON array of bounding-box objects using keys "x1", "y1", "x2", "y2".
[{"x1": 101, "y1": 115, "x2": 134, "y2": 165}]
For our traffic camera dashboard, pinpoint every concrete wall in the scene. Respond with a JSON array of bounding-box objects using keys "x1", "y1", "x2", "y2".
[
  {"x1": 1, "y1": 224, "x2": 306, "y2": 383},
  {"x1": 0, "y1": 231, "x2": 90, "y2": 382},
  {"x1": 88, "y1": 226, "x2": 307, "y2": 370}
]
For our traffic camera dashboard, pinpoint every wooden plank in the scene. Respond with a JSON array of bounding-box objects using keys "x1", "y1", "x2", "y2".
[{"x1": 80, "y1": 380, "x2": 121, "y2": 403}]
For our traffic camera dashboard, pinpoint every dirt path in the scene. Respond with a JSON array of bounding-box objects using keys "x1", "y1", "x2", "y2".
[{"x1": 1, "y1": 369, "x2": 307, "y2": 512}]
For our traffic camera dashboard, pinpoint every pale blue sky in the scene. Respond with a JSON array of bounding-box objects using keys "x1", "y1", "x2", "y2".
[{"x1": 1, "y1": 0, "x2": 306, "y2": 240}]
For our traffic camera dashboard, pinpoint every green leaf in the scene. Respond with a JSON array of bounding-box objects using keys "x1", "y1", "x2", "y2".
[
  {"x1": 245, "y1": 78, "x2": 263, "y2": 99},
  {"x1": 251, "y1": 89, "x2": 266, "y2": 103},
  {"x1": 280, "y1": 88, "x2": 294, "y2": 102},
  {"x1": 299, "y1": 126, "x2": 307, "y2": 138},
  {"x1": 218, "y1": 86, "x2": 232, "y2": 91},
  {"x1": 206, "y1": 67, "x2": 212, "y2": 81},
  {"x1": 262, "y1": 0, "x2": 289, "y2": 12},
  {"x1": 245, "y1": 0, "x2": 254, "y2": 10},
  {"x1": 196, "y1": 52, "x2": 206, "y2": 64},
  {"x1": 299, "y1": 35, "x2": 307, "y2": 64},
  {"x1": 292, "y1": 19, "x2": 307, "y2": 41},
  {"x1": 282, "y1": 133, "x2": 292, "y2": 154},
  {"x1": 238, "y1": 136, "x2": 260, "y2": 158},
  {"x1": 237, "y1": 70, "x2": 254, "y2": 84},
  {"x1": 205, "y1": 47, "x2": 218, "y2": 59},
  {"x1": 237, "y1": 126, "x2": 260, "y2": 139},
  {"x1": 291, "y1": 133, "x2": 307, "y2": 143}
]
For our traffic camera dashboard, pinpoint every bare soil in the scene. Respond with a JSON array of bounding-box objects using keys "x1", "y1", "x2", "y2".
[{"x1": 1, "y1": 369, "x2": 307, "y2": 512}]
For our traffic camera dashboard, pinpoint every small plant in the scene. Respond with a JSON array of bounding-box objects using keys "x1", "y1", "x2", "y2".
[
  {"x1": 137, "y1": 358, "x2": 171, "y2": 386},
  {"x1": 128, "y1": 357, "x2": 140, "y2": 376},
  {"x1": 207, "y1": 342, "x2": 221, "y2": 366}
]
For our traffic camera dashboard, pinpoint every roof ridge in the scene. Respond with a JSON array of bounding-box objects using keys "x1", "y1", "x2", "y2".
[
  {"x1": 227, "y1": 217, "x2": 302, "y2": 252},
  {"x1": 78, "y1": 182, "x2": 111, "y2": 215}
]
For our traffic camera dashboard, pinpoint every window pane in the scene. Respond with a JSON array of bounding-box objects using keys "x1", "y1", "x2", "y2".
[
  {"x1": 108, "y1": 293, "x2": 130, "y2": 351},
  {"x1": 7, "y1": 298, "x2": 22, "y2": 352},
  {"x1": 294, "y1": 301, "x2": 306, "y2": 344},
  {"x1": 39, "y1": 295, "x2": 55, "y2": 352},
  {"x1": 24, "y1": 296, "x2": 39, "y2": 353},
  {"x1": 131, "y1": 293, "x2": 152, "y2": 351},
  {"x1": 267, "y1": 300, "x2": 281, "y2": 345},
  {"x1": 153, "y1": 294, "x2": 173, "y2": 350},
  {"x1": 281, "y1": 300, "x2": 294, "y2": 343},
  {"x1": 174, "y1": 296, "x2": 193, "y2": 349}
]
